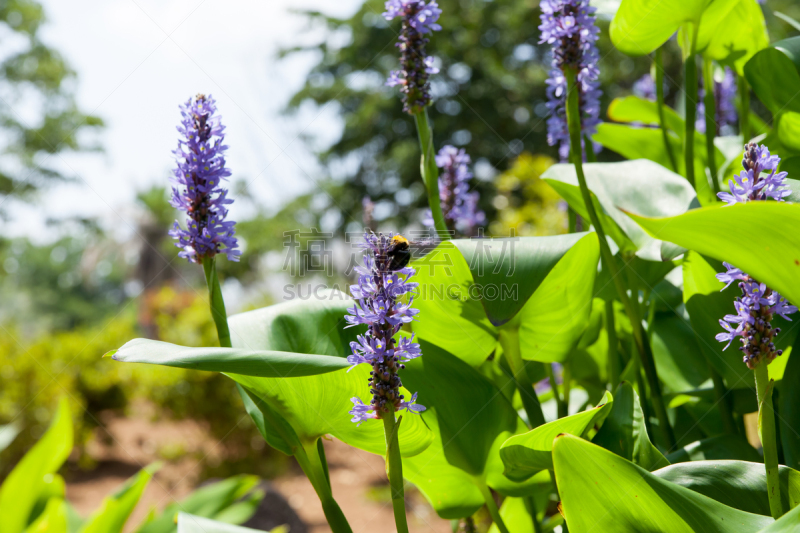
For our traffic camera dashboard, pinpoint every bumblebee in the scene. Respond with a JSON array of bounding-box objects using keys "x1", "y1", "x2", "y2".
[{"x1": 387, "y1": 235, "x2": 412, "y2": 271}]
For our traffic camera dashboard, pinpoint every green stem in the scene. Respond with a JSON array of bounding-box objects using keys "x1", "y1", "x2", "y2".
[
  {"x1": 414, "y1": 109, "x2": 449, "y2": 240},
  {"x1": 525, "y1": 495, "x2": 543, "y2": 533},
  {"x1": 478, "y1": 483, "x2": 510, "y2": 533},
  {"x1": 683, "y1": 27, "x2": 699, "y2": 189},
  {"x1": 499, "y1": 329, "x2": 546, "y2": 428},
  {"x1": 382, "y1": 410, "x2": 410, "y2": 533},
  {"x1": 702, "y1": 57, "x2": 720, "y2": 194},
  {"x1": 546, "y1": 363, "x2": 566, "y2": 418},
  {"x1": 295, "y1": 442, "x2": 354, "y2": 533},
  {"x1": 583, "y1": 135, "x2": 597, "y2": 163},
  {"x1": 562, "y1": 363, "x2": 571, "y2": 416},
  {"x1": 202, "y1": 256, "x2": 232, "y2": 348},
  {"x1": 564, "y1": 68, "x2": 676, "y2": 449},
  {"x1": 655, "y1": 47, "x2": 678, "y2": 172},
  {"x1": 739, "y1": 74, "x2": 750, "y2": 142},
  {"x1": 755, "y1": 362, "x2": 784, "y2": 519},
  {"x1": 606, "y1": 299, "x2": 620, "y2": 391}
]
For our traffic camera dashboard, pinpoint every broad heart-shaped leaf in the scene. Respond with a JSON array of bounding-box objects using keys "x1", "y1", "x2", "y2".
[
  {"x1": 515, "y1": 233, "x2": 599, "y2": 363},
  {"x1": 650, "y1": 314, "x2": 712, "y2": 393},
  {"x1": 654, "y1": 461, "x2": 800, "y2": 516},
  {"x1": 410, "y1": 241, "x2": 498, "y2": 367},
  {"x1": 227, "y1": 294, "x2": 432, "y2": 457},
  {"x1": 553, "y1": 435, "x2": 773, "y2": 532},
  {"x1": 666, "y1": 435, "x2": 762, "y2": 464},
  {"x1": 592, "y1": 382, "x2": 669, "y2": 471},
  {"x1": 487, "y1": 497, "x2": 539, "y2": 533},
  {"x1": 0, "y1": 398, "x2": 72, "y2": 533},
  {"x1": 630, "y1": 203, "x2": 800, "y2": 307},
  {"x1": 137, "y1": 475, "x2": 261, "y2": 533},
  {"x1": 780, "y1": 329, "x2": 800, "y2": 471},
  {"x1": 610, "y1": 0, "x2": 707, "y2": 56},
  {"x1": 593, "y1": 123, "x2": 721, "y2": 205},
  {"x1": 499, "y1": 392, "x2": 613, "y2": 482},
  {"x1": 109, "y1": 339, "x2": 350, "y2": 377},
  {"x1": 543, "y1": 159, "x2": 698, "y2": 260},
  {"x1": 453, "y1": 233, "x2": 589, "y2": 327},
  {"x1": 678, "y1": 0, "x2": 766, "y2": 75},
  {"x1": 402, "y1": 347, "x2": 552, "y2": 519},
  {"x1": 607, "y1": 96, "x2": 684, "y2": 136},
  {"x1": 79, "y1": 464, "x2": 159, "y2": 533},
  {"x1": 745, "y1": 42, "x2": 800, "y2": 116},
  {"x1": 177, "y1": 513, "x2": 268, "y2": 533},
  {"x1": 410, "y1": 234, "x2": 599, "y2": 366}
]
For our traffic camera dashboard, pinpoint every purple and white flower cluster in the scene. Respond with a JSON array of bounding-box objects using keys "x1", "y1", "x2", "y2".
[
  {"x1": 346, "y1": 232, "x2": 425, "y2": 425},
  {"x1": 169, "y1": 94, "x2": 240, "y2": 263},
  {"x1": 539, "y1": 0, "x2": 602, "y2": 161},
  {"x1": 697, "y1": 67, "x2": 738, "y2": 136},
  {"x1": 632, "y1": 73, "x2": 657, "y2": 102},
  {"x1": 384, "y1": 0, "x2": 442, "y2": 114},
  {"x1": 718, "y1": 143, "x2": 790, "y2": 206},
  {"x1": 426, "y1": 145, "x2": 485, "y2": 236},
  {"x1": 716, "y1": 144, "x2": 796, "y2": 368}
]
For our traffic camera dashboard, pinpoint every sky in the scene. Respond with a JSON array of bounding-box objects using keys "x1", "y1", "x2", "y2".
[{"x1": 7, "y1": 0, "x2": 361, "y2": 241}]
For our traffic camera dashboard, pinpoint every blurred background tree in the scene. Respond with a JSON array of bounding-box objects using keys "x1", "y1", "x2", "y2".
[{"x1": 0, "y1": 0, "x2": 103, "y2": 211}]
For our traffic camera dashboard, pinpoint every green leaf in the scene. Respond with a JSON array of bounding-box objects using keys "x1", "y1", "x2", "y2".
[
  {"x1": 758, "y1": 500, "x2": 800, "y2": 532},
  {"x1": 700, "y1": 0, "x2": 768, "y2": 74},
  {"x1": 591, "y1": 382, "x2": 669, "y2": 471},
  {"x1": 654, "y1": 460, "x2": 800, "y2": 516},
  {"x1": 777, "y1": 112, "x2": 800, "y2": 153},
  {"x1": 410, "y1": 242, "x2": 498, "y2": 367},
  {"x1": 24, "y1": 499, "x2": 68, "y2": 533},
  {"x1": 0, "y1": 398, "x2": 72, "y2": 533},
  {"x1": 629, "y1": 203, "x2": 800, "y2": 307},
  {"x1": 401, "y1": 409, "x2": 484, "y2": 519},
  {"x1": 499, "y1": 392, "x2": 613, "y2": 481},
  {"x1": 228, "y1": 294, "x2": 432, "y2": 457},
  {"x1": 487, "y1": 497, "x2": 537, "y2": 533},
  {"x1": 453, "y1": 233, "x2": 589, "y2": 326},
  {"x1": 177, "y1": 513, "x2": 269, "y2": 533},
  {"x1": 136, "y1": 475, "x2": 262, "y2": 533},
  {"x1": 553, "y1": 434, "x2": 773, "y2": 532},
  {"x1": 744, "y1": 46, "x2": 800, "y2": 116},
  {"x1": 515, "y1": 233, "x2": 600, "y2": 363},
  {"x1": 682, "y1": 251, "x2": 753, "y2": 388},
  {"x1": 650, "y1": 314, "x2": 712, "y2": 393},
  {"x1": 79, "y1": 464, "x2": 159, "y2": 533},
  {"x1": 111, "y1": 339, "x2": 350, "y2": 377},
  {"x1": 666, "y1": 435, "x2": 762, "y2": 463},
  {"x1": 780, "y1": 330, "x2": 800, "y2": 471},
  {"x1": 774, "y1": 12, "x2": 800, "y2": 33},
  {"x1": 607, "y1": 96, "x2": 684, "y2": 136},
  {"x1": 543, "y1": 159, "x2": 698, "y2": 260},
  {"x1": 610, "y1": 0, "x2": 707, "y2": 56}
]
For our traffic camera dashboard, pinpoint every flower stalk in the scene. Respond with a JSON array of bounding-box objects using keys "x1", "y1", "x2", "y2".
[
  {"x1": 755, "y1": 361, "x2": 783, "y2": 520},
  {"x1": 415, "y1": 110, "x2": 451, "y2": 239},
  {"x1": 655, "y1": 47, "x2": 678, "y2": 172},
  {"x1": 565, "y1": 67, "x2": 676, "y2": 448},
  {"x1": 683, "y1": 29, "x2": 699, "y2": 189},
  {"x1": 702, "y1": 58, "x2": 720, "y2": 194},
  {"x1": 478, "y1": 484, "x2": 510, "y2": 533},
  {"x1": 382, "y1": 411, "x2": 410, "y2": 533},
  {"x1": 498, "y1": 329, "x2": 546, "y2": 428}
]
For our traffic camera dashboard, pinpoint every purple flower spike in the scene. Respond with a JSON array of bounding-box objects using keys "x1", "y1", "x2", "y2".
[
  {"x1": 717, "y1": 143, "x2": 790, "y2": 205},
  {"x1": 425, "y1": 145, "x2": 485, "y2": 236},
  {"x1": 346, "y1": 231, "x2": 426, "y2": 424},
  {"x1": 539, "y1": 0, "x2": 602, "y2": 161},
  {"x1": 383, "y1": 0, "x2": 442, "y2": 114},
  {"x1": 169, "y1": 94, "x2": 240, "y2": 263},
  {"x1": 716, "y1": 144, "x2": 796, "y2": 368},
  {"x1": 697, "y1": 67, "x2": 738, "y2": 136},
  {"x1": 633, "y1": 74, "x2": 657, "y2": 101}
]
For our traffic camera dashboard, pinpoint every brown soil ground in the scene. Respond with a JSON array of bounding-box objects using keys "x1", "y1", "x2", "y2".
[{"x1": 66, "y1": 409, "x2": 451, "y2": 533}]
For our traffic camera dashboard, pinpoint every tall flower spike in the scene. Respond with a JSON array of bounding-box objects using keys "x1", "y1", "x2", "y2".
[
  {"x1": 169, "y1": 94, "x2": 240, "y2": 263},
  {"x1": 383, "y1": 0, "x2": 442, "y2": 114},
  {"x1": 425, "y1": 145, "x2": 485, "y2": 236},
  {"x1": 697, "y1": 67, "x2": 738, "y2": 136},
  {"x1": 716, "y1": 144, "x2": 797, "y2": 368},
  {"x1": 539, "y1": 0, "x2": 602, "y2": 161},
  {"x1": 346, "y1": 232, "x2": 425, "y2": 425}
]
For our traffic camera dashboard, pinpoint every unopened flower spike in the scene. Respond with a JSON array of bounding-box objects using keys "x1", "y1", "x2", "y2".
[
  {"x1": 169, "y1": 94, "x2": 240, "y2": 263},
  {"x1": 383, "y1": 0, "x2": 442, "y2": 114},
  {"x1": 425, "y1": 145, "x2": 485, "y2": 236},
  {"x1": 716, "y1": 144, "x2": 797, "y2": 368},
  {"x1": 345, "y1": 231, "x2": 425, "y2": 425},
  {"x1": 539, "y1": 0, "x2": 602, "y2": 161}
]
